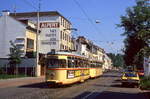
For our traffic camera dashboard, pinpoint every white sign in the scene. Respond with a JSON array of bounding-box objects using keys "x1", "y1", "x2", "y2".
[
  {"x1": 144, "y1": 57, "x2": 150, "y2": 77},
  {"x1": 39, "y1": 23, "x2": 59, "y2": 53},
  {"x1": 40, "y1": 22, "x2": 59, "y2": 28}
]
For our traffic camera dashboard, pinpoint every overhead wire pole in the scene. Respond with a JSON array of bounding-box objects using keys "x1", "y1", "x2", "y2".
[
  {"x1": 23, "y1": 0, "x2": 41, "y2": 76},
  {"x1": 36, "y1": 0, "x2": 41, "y2": 76}
]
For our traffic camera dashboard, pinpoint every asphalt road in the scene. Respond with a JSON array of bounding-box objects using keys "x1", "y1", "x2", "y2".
[{"x1": 0, "y1": 71, "x2": 149, "y2": 99}]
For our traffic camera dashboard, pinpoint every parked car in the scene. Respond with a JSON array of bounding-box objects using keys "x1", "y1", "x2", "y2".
[{"x1": 121, "y1": 72, "x2": 140, "y2": 87}]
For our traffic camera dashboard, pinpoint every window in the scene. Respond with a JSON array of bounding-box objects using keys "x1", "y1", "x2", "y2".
[
  {"x1": 124, "y1": 73, "x2": 137, "y2": 77},
  {"x1": 48, "y1": 59, "x2": 66, "y2": 68},
  {"x1": 68, "y1": 59, "x2": 75, "y2": 68},
  {"x1": 68, "y1": 36, "x2": 70, "y2": 42},
  {"x1": 60, "y1": 44, "x2": 64, "y2": 50},
  {"x1": 61, "y1": 18, "x2": 63, "y2": 25},
  {"x1": 16, "y1": 45, "x2": 24, "y2": 50},
  {"x1": 27, "y1": 38, "x2": 34, "y2": 49},
  {"x1": 63, "y1": 32, "x2": 65, "y2": 40},
  {"x1": 62, "y1": 19, "x2": 64, "y2": 27},
  {"x1": 60, "y1": 31, "x2": 62, "y2": 40},
  {"x1": 66, "y1": 34, "x2": 68, "y2": 41},
  {"x1": 65, "y1": 34, "x2": 67, "y2": 41},
  {"x1": 15, "y1": 39, "x2": 24, "y2": 44}
]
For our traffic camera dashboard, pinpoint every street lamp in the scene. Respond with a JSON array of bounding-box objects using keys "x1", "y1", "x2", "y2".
[
  {"x1": 95, "y1": 20, "x2": 100, "y2": 24},
  {"x1": 63, "y1": 28, "x2": 78, "y2": 31}
]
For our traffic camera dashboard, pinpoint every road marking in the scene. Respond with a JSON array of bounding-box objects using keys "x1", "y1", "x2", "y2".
[
  {"x1": 82, "y1": 78, "x2": 114, "y2": 99},
  {"x1": 82, "y1": 87, "x2": 108, "y2": 99}
]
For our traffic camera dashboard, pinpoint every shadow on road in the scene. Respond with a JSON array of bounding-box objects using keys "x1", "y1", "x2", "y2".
[
  {"x1": 18, "y1": 82, "x2": 72, "y2": 89},
  {"x1": 101, "y1": 75, "x2": 121, "y2": 78},
  {"x1": 93, "y1": 83, "x2": 137, "y2": 89},
  {"x1": 112, "y1": 79, "x2": 122, "y2": 83},
  {"x1": 73, "y1": 91, "x2": 149, "y2": 99}
]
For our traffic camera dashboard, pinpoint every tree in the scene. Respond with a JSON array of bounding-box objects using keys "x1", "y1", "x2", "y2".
[
  {"x1": 118, "y1": 0, "x2": 150, "y2": 68},
  {"x1": 107, "y1": 53, "x2": 124, "y2": 67},
  {"x1": 8, "y1": 41, "x2": 22, "y2": 75}
]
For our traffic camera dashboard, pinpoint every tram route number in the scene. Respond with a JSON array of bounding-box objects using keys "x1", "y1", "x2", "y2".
[{"x1": 67, "y1": 69, "x2": 89, "y2": 79}]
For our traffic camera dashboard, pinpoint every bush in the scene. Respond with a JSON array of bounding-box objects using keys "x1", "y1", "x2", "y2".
[
  {"x1": 0, "y1": 67, "x2": 5, "y2": 74},
  {"x1": 140, "y1": 76, "x2": 150, "y2": 90},
  {"x1": 0, "y1": 74, "x2": 28, "y2": 79}
]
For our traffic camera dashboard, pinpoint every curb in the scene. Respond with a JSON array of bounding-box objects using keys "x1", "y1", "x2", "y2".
[
  {"x1": 0, "y1": 76, "x2": 43, "y2": 81},
  {"x1": 142, "y1": 90, "x2": 150, "y2": 99}
]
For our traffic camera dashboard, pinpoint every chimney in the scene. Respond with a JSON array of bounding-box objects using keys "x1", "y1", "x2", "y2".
[{"x1": 2, "y1": 10, "x2": 10, "y2": 16}]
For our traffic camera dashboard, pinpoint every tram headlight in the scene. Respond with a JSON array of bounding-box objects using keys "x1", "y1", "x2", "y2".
[{"x1": 50, "y1": 72, "x2": 55, "y2": 79}]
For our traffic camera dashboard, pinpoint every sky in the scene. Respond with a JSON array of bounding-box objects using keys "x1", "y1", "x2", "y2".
[{"x1": 0, "y1": 0, "x2": 137, "y2": 54}]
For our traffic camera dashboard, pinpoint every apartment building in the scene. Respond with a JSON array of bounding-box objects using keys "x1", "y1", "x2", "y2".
[
  {"x1": 0, "y1": 10, "x2": 37, "y2": 58},
  {"x1": 10, "y1": 11, "x2": 73, "y2": 54},
  {"x1": 0, "y1": 10, "x2": 37, "y2": 76}
]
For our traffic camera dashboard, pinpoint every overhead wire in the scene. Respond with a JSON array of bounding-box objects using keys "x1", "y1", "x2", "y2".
[
  {"x1": 72, "y1": 0, "x2": 105, "y2": 38},
  {"x1": 22, "y1": 0, "x2": 38, "y2": 10}
]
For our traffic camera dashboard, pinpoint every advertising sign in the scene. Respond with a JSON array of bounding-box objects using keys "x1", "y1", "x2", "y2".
[
  {"x1": 39, "y1": 22, "x2": 59, "y2": 53},
  {"x1": 67, "y1": 69, "x2": 89, "y2": 79},
  {"x1": 40, "y1": 22, "x2": 59, "y2": 28},
  {"x1": 67, "y1": 70, "x2": 75, "y2": 78}
]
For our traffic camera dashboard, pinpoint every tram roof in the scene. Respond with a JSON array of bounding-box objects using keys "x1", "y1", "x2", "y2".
[{"x1": 47, "y1": 51, "x2": 87, "y2": 58}]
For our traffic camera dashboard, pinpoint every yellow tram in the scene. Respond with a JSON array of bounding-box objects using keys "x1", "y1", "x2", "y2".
[{"x1": 45, "y1": 51, "x2": 103, "y2": 85}]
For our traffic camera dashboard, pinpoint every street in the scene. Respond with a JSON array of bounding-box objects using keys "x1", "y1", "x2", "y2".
[{"x1": 0, "y1": 71, "x2": 149, "y2": 99}]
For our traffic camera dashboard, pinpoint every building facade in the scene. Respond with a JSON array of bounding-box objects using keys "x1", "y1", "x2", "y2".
[
  {"x1": 10, "y1": 11, "x2": 73, "y2": 54},
  {"x1": 0, "y1": 10, "x2": 112, "y2": 76},
  {"x1": 0, "y1": 10, "x2": 37, "y2": 76},
  {"x1": 0, "y1": 11, "x2": 37, "y2": 58}
]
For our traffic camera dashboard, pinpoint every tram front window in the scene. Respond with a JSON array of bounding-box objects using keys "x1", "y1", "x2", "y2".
[{"x1": 48, "y1": 59, "x2": 66, "y2": 68}]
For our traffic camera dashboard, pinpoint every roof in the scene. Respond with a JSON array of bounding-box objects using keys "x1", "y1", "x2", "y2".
[
  {"x1": 47, "y1": 51, "x2": 87, "y2": 58},
  {"x1": 10, "y1": 11, "x2": 71, "y2": 24}
]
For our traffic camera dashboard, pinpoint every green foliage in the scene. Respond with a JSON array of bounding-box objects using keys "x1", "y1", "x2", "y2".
[
  {"x1": 107, "y1": 53, "x2": 124, "y2": 67},
  {"x1": 140, "y1": 76, "x2": 150, "y2": 90},
  {"x1": 118, "y1": 0, "x2": 150, "y2": 67},
  {"x1": 8, "y1": 41, "x2": 22, "y2": 75},
  {"x1": 0, "y1": 74, "x2": 28, "y2": 79},
  {"x1": 8, "y1": 41, "x2": 22, "y2": 65}
]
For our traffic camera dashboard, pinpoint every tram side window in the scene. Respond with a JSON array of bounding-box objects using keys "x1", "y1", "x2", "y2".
[
  {"x1": 48, "y1": 59, "x2": 59, "y2": 68},
  {"x1": 59, "y1": 60, "x2": 66, "y2": 68},
  {"x1": 82, "y1": 59, "x2": 85, "y2": 68},
  {"x1": 48, "y1": 59, "x2": 66, "y2": 68},
  {"x1": 76, "y1": 58, "x2": 80, "y2": 68},
  {"x1": 98, "y1": 62, "x2": 102, "y2": 67},
  {"x1": 68, "y1": 59, "x2": 74, "y2": 68},
  {"x1": 78, "y1": 59, "x2": 83, "y2": 68},
  {"x1": 74, "y1": 59, "x2": 78, "y2": 67}
]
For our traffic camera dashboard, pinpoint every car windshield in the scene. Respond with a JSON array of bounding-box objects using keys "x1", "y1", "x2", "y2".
[{"x1": 124, "y1": 73, "x2": 137, "y2": 77}]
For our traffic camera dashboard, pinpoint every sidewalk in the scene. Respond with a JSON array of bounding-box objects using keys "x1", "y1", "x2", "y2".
[{"x1": 0, "y1": 76, "x2": 45, "y2": 88}]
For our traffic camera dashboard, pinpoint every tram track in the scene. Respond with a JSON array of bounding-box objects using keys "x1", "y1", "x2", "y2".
[
  {"x1": 50, "y1": 71, "x2": 118, "y2": 99},
  {"x1": 73, "y1": 74, "x2": 115, "y2": 99}
]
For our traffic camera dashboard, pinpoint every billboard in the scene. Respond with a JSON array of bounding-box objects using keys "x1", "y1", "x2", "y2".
[{"x1": 39, "y1": 22, "x2": 59, "y2": 54}]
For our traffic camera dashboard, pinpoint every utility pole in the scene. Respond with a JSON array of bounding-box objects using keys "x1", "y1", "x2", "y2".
[{"x1": 35, "y1": 0, "x2": 41, "y2": 76}]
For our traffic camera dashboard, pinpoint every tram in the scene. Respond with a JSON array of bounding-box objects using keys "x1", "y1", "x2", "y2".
[{"x1": 45, "y1": 51, "x2": 103, "y2": 85}]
